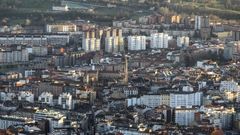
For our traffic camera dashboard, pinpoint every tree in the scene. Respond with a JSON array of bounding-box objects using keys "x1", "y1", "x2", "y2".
[
  {"x1": 25, "y1": 19, "x2": 31, "y2": 25},
  {"x1": 1, "y1": 18, "x2": 9, "y2": 26},
  {"x1": 159, "y1": 7, "x2": 170, "y2": 15},
  {"x1": 225, "y1": 0, "x2": 232, "y2": 8}
]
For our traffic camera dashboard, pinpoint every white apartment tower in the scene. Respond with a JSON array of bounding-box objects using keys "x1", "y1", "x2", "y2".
[
  {"x1": 38, "y1": 92, "x2": 54, "y2": 106},
  {"x1": 177, "y1": 36, "x2": 190, "y2": 47},
  {"x1": 105, "y1": 28, "x2": 124, "y2": 53},
  {"x1": 195, "y1": 16, "x2": 209, "y2": 30},
  {"x1": 170, "y1": 91, "x2": 202, "y2": 108},
  {"x1": 175, "y1": 107, "x2": 198, "y2": 126},
  {"x1": 128, "y1": 36, "x2": 146, "y2": 51},
  {"x1": 195, "y1": 16, "x2": 202, "y2": 30},
  {"x1": 83, "y1": 28, "x2": 124, "y2": 53},
  {"x1": 0, "y1": 48, "x2": 29, "y2": 64},
  {"x1": 150, "y1": 33, "x2": 170, "y2": 49},
  {"x1": 105, "y1": 37, "x2": 124, "y2": 53},
  {"x1": 58, "y1": 93, "x2": 73, "y2": 110},
  {"x1": 82, "y1": 30, "x2": 102, "y2": 52}
]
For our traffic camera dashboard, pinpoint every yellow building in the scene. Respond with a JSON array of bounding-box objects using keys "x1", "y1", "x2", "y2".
[
  {"x1": 171, "y1": 15, "x2": 181, "y2": 24},
  {"x1": 46, "y1": 23, "x2": 77, "y2": 33}
]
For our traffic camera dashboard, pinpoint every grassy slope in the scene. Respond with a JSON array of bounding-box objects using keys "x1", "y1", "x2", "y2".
[
  {"x1": 0, "y1": 0, "x2": 60, "y2": 10},
  {"x1": 180, "y1": 0, "x2": 240, "y2": 13},
  {"x1": 175, "y1": 0, "x2": 240, "y2": 17}
]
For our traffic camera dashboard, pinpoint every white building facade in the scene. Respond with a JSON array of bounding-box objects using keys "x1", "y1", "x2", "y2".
[
  {"x1": 34, "y1": 109, "x2": 65, "y2": 133},
  {"x1": 38, "y1": 92, "x2": 54, "y2": 106},
  {"x1": 175, "y1": 107, "x2": 198, "y2": 126},
  {"x1": 82, "y1": 38, "x2": 101, "y2": 52},
  {"x1": 170, "y1": 92, "x2": 202, "y2": 108},
  {"x1": 58, "y1": 93, "x2": 73, "y2": 110},
  {"x1": 140, "y1": 95, "x2": 161, "y2": 108},
  {"x1": 150, "y1": 33, "x2": 171, "y2": 49},
  {"x1": 18, "y1": 91, "x2": 34, "y2": 103},
  {"x1": 177, "y1": 36, "x2": 189, "y2": 48},
  {"x1": 220, "y1": 81, "x2": 240, "y2": 92},
  {"x1": 195, "y1": 16, "x2": 202, "y2": 30},
  {"x1": 0, "y1": 48, "x2": 29, "y2": 64},
  {"x1": 105, "y1": 37, "x2": 124, "y2": 53},
  {"x1": 46, "y1": 23, "x2": 76, "y2": 33},
  {"x1": 0, "y1": 116, "x2": 33, "y2": 129},
  {"x1": 128, "y1": 36, "x2": 146, "y2": 51}
]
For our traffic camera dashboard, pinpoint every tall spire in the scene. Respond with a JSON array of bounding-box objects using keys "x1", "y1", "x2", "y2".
[{"x1": 125, "y1": 55, "x2": 128, "y2": 85}]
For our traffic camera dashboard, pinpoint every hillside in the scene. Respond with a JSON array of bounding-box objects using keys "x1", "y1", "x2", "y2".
[{"x1": 0, "y1": 0, "x2": 60, "y2": 10}]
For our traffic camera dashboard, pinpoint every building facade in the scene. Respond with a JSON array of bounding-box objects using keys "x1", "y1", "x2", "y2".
[
  {"x1": 46, "y1": 23, "x2": 77, "y2": 33},
  {"x1": 150, "y1": 33, "x2": 171, "y2": 49},
  {"x1": 170, "y1": 92, "x2": 202, "y2": 108},
  {"x1": 18, "y1": 91, "x2": 34, "y2": 103},
  {"x1": 175, "y1": 107, "x2": 198, "y2": 126},
  {"x1": 0, "y1": 47, "x2": 29, "y2": 64},
  {"x1": 58, "y1": 93, "x2": 73, "y2": 110},
  {"x1": 128, "y1": 36, "x2": 146, "y2": 51},
  {"x1": 177, "y1": 36, "x2": 189, "y2": 48},
  {"x1": 195, "y1": 16, "x2": 209, "y2": 30},
  {"x1": 38, "y1": 92, "x2": 54, "y2": 106},
  {"x1": 0, "y1": 34, "x2": 69, "y2": 46}
]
